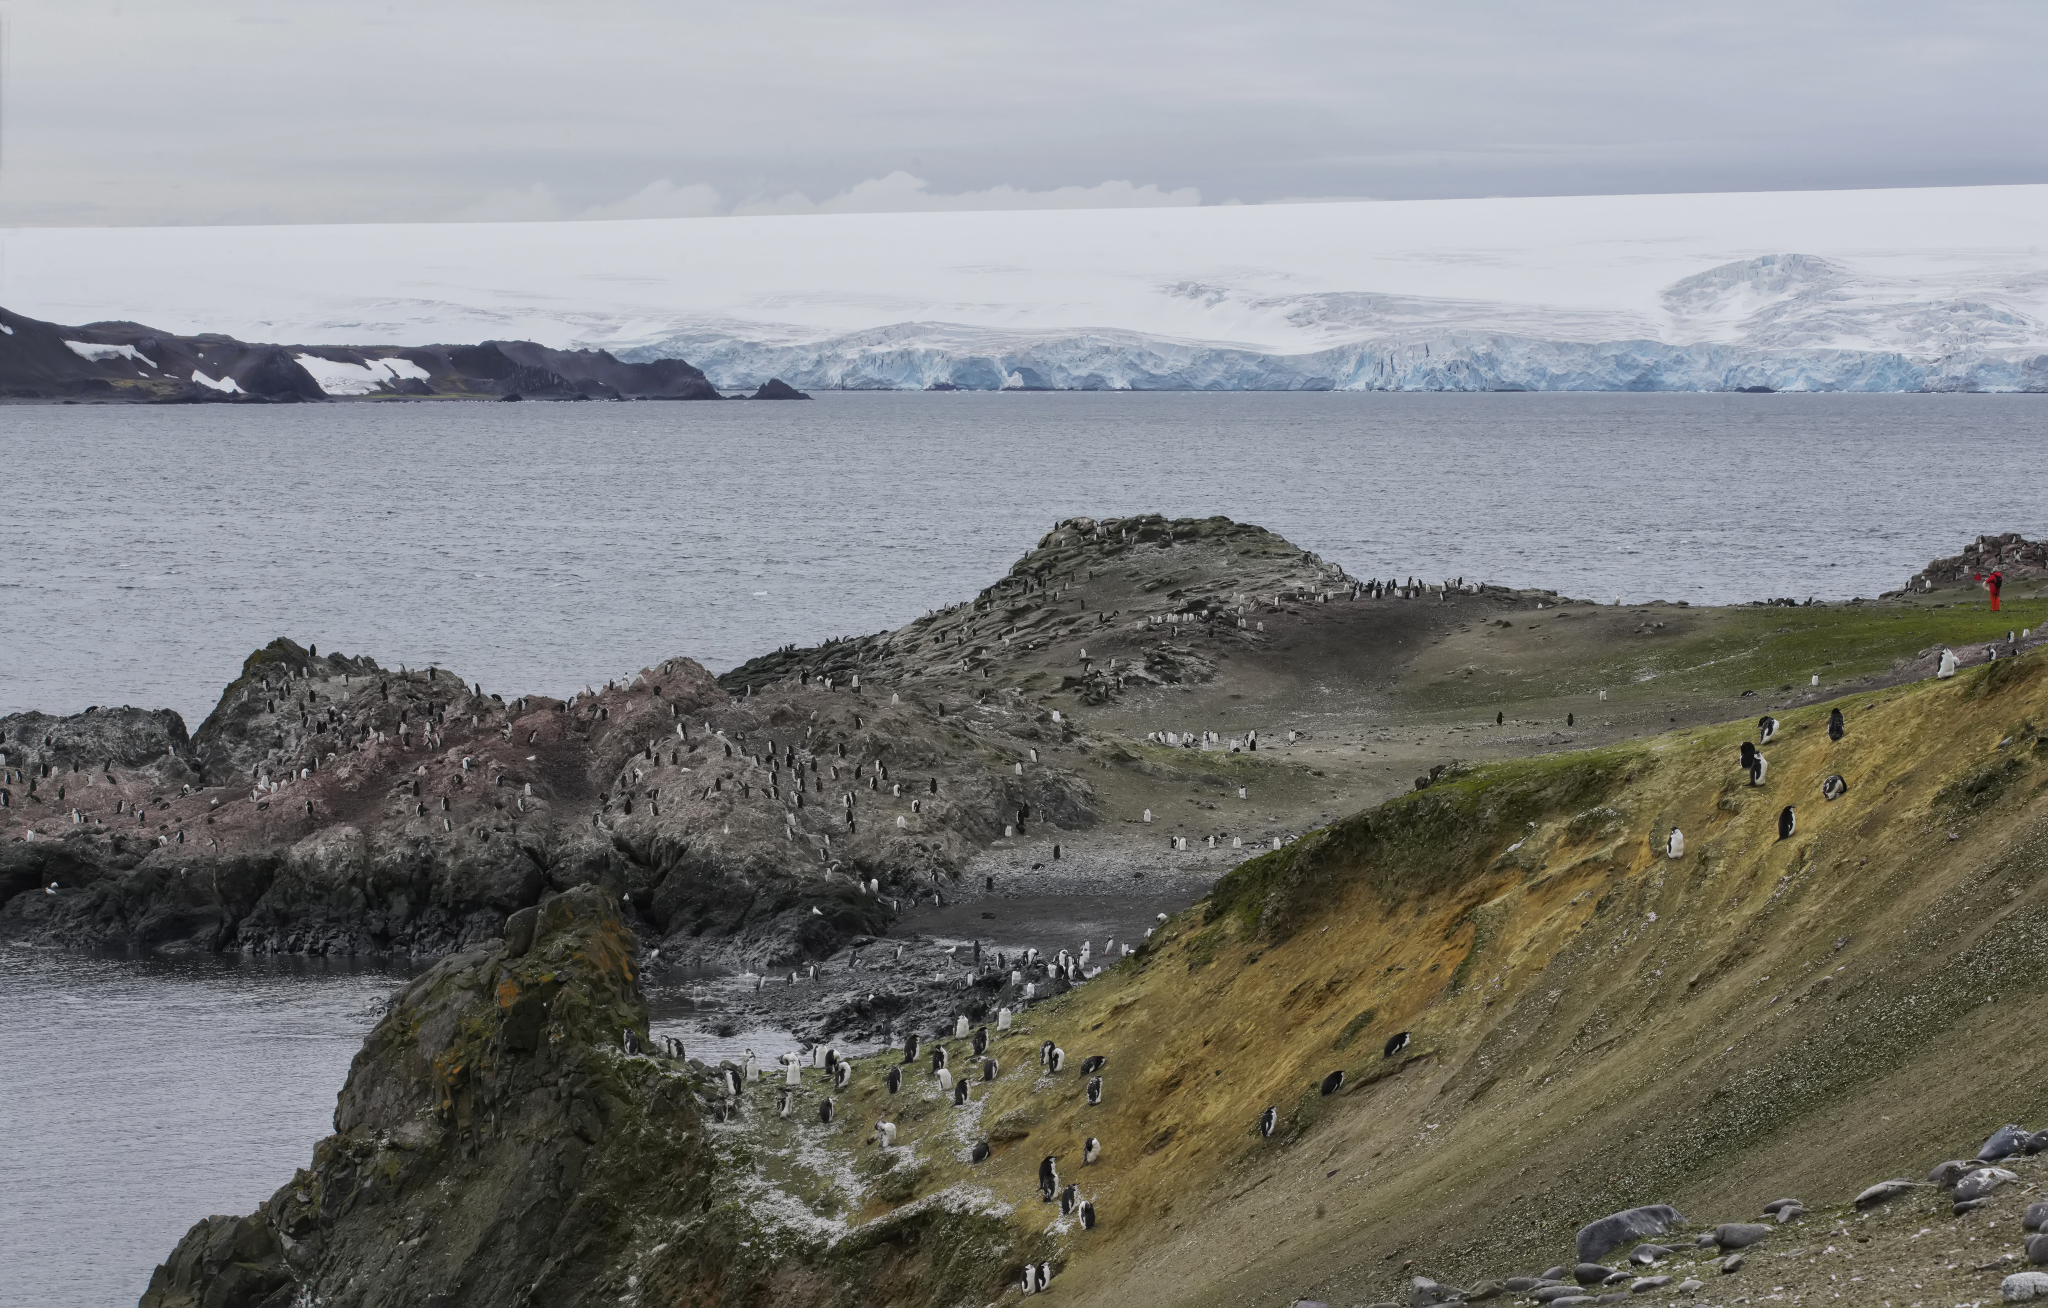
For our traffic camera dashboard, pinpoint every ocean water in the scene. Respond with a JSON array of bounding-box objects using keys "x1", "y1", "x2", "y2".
[
  {"x1": 0, "y1": 948, "x2": 407, "y2": 1308},
  {"x1": 4, "y1": 390, "x2": 2048, "y2": 1307},
  {"x1": 3, "y1": 391, "x2": 2045, "y2": 725}
]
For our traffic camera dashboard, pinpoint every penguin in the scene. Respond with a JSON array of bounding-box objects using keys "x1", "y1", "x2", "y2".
[
  {"x1": 1749, "y1": 754, "x2": 1769, "y2": 786},
  {"x1": 931, "y1": 1044, "x2": 948, "y2": 1072},
  {"x1": 1040, "y1": 1040, "x2": 1056, "y2": 1068},
  {"x1": 1828, "y1": 707, "x2": 1845, "y2": 741},
  {"x1": 1083, "y1": 1136, "x2": 1101, "y2": 1164},
  {"x1": 902, "y1": 1033, "x2": 920, "y2": 1064},
  {"x1": 1758, "y1": 715, "x2": 1779, "y2": 743},
  {"x1": 886, "y1": 1066, "x2": 903, "y2": 1094},
  {"x1": 936, "y1": 1067, "x2": 953, "y2": 1091},
  {"x1": 877, "y1": 1121, "x2": 897, "y2": 1147},
  {"x1": 1037, "y1": 1263, "x2": 1052, "y2": 1291},
  {"x1": 1259, "y1": 1105, "x2": 1278, "y2": 1138},
  {"x1": 971, "y1": 1140, "x2": 992, "y2": 1163},
  {"x1": 1938, "y1": 647, "x2": 1960, "y2": 678},
  {"x1": 1778, "y1": 805, "x2": 1796, "y2": 841},
  {"x1": 1039, "y1": 1155, "x2": 1060, "y2": 1201},
  {"x1": 982, "y1": 1057, "x2": 998, "y2": 1082},
  {"x1": 1079, "y1": 1200, "x2": 1097, "y2": 1230},
  {"x1": 1060, "y1": 1183, "x2": 1080, "y2": 1216},
  {"x1": 819, "y1": 1098, "x2": 835, "y2": 1124},
  {"x1": 1740, "y1": 741, "x2": 1758, "y2": 770},
  {"x1": 777, "y1": 1087, "x2": 793, "y2": 1118},
  {"x1": 1496, "y1": 711, "x2": 1504, "y2": 726},
  {"x1": 824, "y1": 1048, "x2": 840, "y2": 1073},
  {"x1": 1020, "y1": 1267, "x2": 1036, "y2": 1297},
  {"x1": 1822, "y1": 773, "x2": 1848, "y2": 801},
  {"x1": 972, "y1": 1026, "x2": 989, "y2": 1057},
  {"x1": 954, "y1": 1079, "x2": 970, "y2": 1106},
  {"x1": 1320, "y1": 1069, "x2": 1346, "y2": 1095},
  {"x1": 723, "y1": 1067, "x2": 741, "y2": 1097},
  {"x1": 834, "y1": 1060, "x2": 852, "y2": 1090},
  {"x1": 1382, "y1": 1031, "x2": 1410, "y2": 1059},
  {"x1": 1078, "y1": 1054, "x2": 1107, "y2": 1075},
  {"x1": 1049, "y1": 1047, "x2": 1067, "y2": 1073},
  {"x1": 1665, "y1": 827, "x2": 1684, "y2": 859},
  {"x1": 1086, "y1": 1075, "x2": 1103, "y2": 1106}
]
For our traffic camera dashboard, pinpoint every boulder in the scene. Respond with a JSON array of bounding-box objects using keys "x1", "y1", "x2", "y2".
[
  {"x1": 2005, "y1": 1271, "x2": 2048, "y2": 1303},
  {"x1": 1574, "y1": 1264, "x2": 1615, "y2": 1286},
  {"x1": 1409, "y1": 1276, "x2": 1468, "y2": 1306},
  {"x1": 1957, "y1": 1168, "x2": 2021, "y2": 1202},
  {"x1": 1719, "y1": 1253, "x2": 1745, "y2": 1274},
  {"x1": 1714, "y1": 1223, "x2": 1773, "y2": 1250},
  {"x1": 2028, "y1": 1234, "x2": 2048, "y2": 1267},
  {"x1": 1855, "y1": 1180, "x2": 1922, "y2": 1209},
  {"x1": 1981, "y1": 1125, "x2": 2032, "y2": 1161},
  {"x1": 1575, "y1": 1206, "x2": 1686, "y2": 1264},
  {"x1": 1930, "y1": 1159, "x2": 1975, "y2": 1188},
  {"x1": 1628, "y1": 1245, "x2": 1674, "y2": 1265},
  {"x1": 2024, "y1": 1201, "x2": 2048, "y2": 1232},
  {"x1": 1760, "y1": 1198, "x2": 1804, "y2": 1216},
  {"x1": 1630, "y1": 1277, "x2": 1671, "y2": 1293}
]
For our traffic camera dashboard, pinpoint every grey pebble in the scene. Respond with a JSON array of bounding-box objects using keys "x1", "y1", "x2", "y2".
[
  {"x1": 1956, "y1": 1198, "x2": 1995, "y2": 1217},
  {"x1": 1720, "y1": 1253, "x2": 1746, "y2": 1274},
  {"x1": 1674, "y1": 1277, "x2": 1704, "y2": 1294},
  {"x1": 1759, "y1": 1198, "x2": 1804, "y2": 1216},
  {"x1": 1574, "y1": 1264, "x2": 1615, "y2": 1286},
  {"x1": 1602, "y1": 1271, "x2": 1632, "y2": 1286},
  {"x1": 1630, "y1": 1276, "x2": 1672, "y2": 1293},
  {"x1": 2025, "y1": 1201, "x2": 2048, "y2": 1232},
  {"x1": 2028, "y1": 1233, "x2": 2048, "y2": 1266},
  {"x1": 1629, "y1": 1244, "x2": 1674, "y2": 1266}
]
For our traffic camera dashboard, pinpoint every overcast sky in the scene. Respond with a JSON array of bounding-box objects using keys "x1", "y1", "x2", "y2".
[{"x1": 5, "y1": 0, "x2": 2047, "y2": 226}]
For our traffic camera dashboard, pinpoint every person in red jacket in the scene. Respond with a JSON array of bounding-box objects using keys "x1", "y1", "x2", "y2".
[{"x1": 1976, "y1": 569, "x2": 2004, "y2": 612}]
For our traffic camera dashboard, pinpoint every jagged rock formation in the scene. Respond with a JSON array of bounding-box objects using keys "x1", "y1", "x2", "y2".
[
  {"x1": 749, "y1": 377, "x2": 811, "y2": 399},
  {"x1": 139, "y1": 884, "x2": 1024, "y2": 1308},
  {"x1": 7, "y1": 523, "x2": 2039, "y2": 971},
  {"x1": 1905, "y1": 532, "x2": 2048, "y2": 590},
  {"x1": 0, "y1": 304, "x2": 722, "y2": 401}
]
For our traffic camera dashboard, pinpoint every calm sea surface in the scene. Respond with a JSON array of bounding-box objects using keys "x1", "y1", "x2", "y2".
[
  {"x1": 3, "y1": 391, "x2": 2047, "y2": 1307},
  {"x1": 4, "y1": 391, "x2": 2045, "y2": 723}
]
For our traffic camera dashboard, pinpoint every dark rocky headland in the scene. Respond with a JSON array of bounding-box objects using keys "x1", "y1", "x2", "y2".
[
  {"x1": 0, "y1": 302, "x2": 799, "y2": 402},
  {"x1": 10, "y1": 521, "x2": 2048, "y2": 1307}
]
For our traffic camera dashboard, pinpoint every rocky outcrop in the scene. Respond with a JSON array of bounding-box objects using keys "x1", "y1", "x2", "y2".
[
  {"x1": 141, "y1": 885, "x2": 1018, "y2": 1308},
  {"x1": 750, "y1": 377, "x2": 812, "y2": 399},
  {"x1": 1902, "y1": 533, "x2": 2048, "y2": 591},
  {"x1": 0, "y1": 304, "x2": 723, "y2": 402}
]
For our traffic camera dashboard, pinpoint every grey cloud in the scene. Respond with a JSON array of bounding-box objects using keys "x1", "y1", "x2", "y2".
[{"x1": 3, "y1": 0, "x2": 2045, "y2": 226}]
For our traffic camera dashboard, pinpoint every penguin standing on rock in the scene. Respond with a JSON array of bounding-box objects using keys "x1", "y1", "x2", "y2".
[
  {"x1": 1778, "y1": 805, "x2": 1797, "y2": 840},
  {"x1": 1260, "y1": 1106, "x2": 1278, "y2": 1138},
  {"x1": 1822, "y1": 774, "x2": 1848, "y2": 801},
  {"x1": 1829, "y1": 707, "x2": 1846, "y2": 741}
]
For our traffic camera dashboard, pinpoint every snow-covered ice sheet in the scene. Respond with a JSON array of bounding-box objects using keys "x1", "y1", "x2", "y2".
[
  {"x1": 6, "y1": 184, "x2": 2048, "y2": 390},
  {"x1": 188, "y1": 369, "x2": 240, "y2": 393}
]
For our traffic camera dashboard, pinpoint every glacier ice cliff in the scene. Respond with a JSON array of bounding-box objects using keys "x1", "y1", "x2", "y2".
[{"x1": 617, "y1": 254, "x2": 2048, "y2": 393}]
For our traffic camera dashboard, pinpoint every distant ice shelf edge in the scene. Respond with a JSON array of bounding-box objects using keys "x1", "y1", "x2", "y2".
[{"x1": 618, "y1": 329, "x2": 2048, "y2": 394}]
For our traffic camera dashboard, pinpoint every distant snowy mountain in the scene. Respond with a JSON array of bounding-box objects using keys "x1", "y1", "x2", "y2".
[{"x1": 7, "y1": 185, "x2": 2048, "y2": 390}]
